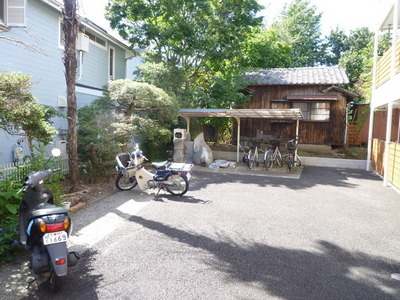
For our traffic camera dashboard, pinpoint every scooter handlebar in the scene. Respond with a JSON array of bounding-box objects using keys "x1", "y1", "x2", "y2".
[{"x1": 23, "y1": 169, "x2": 59, "y2": 191}]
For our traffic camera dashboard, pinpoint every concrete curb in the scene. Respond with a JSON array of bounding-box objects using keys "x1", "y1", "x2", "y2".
[{"x1": 212, "y1": 150, "x2": 367, "y2": 170}]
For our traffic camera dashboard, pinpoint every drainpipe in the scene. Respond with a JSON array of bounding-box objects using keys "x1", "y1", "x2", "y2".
[{"x1": 77, "y1": 51, "x2": 83, "y2": 82}]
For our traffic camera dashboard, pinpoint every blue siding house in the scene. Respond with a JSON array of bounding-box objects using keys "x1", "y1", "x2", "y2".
[{"x1": 0, "y1": 0, "x2": 139, "y2": 164}]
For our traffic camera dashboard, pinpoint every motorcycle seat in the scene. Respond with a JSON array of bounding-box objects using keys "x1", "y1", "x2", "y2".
[
  {"x1": 28, "y1": 202, "x2": 68, "y2": 219},
  {"x1": 152, "y1": 161, "x2": 169, "y2": 169}
]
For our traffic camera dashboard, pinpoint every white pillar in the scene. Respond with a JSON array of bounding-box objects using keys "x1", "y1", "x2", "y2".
[
  {"x1": 384, "y1": 102, "x2": 393, "y2": 186},
  {"x1": 383, "y1": 0, "x2": 398, "y2": 186},
  {"x1": 236, "y1": 117, "x2": 241, "y2": 162},
  {"x1": 367, "y1": 21, "x2": 380, "y2": 171},
  {"x1": 295, "y1": 118, "x2": 299, "y2": 158},
  {"x1": 366, "y1": 108, "x2": 375, "y2": 171}
]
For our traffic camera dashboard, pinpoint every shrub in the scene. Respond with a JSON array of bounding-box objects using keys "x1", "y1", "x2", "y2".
[
  {"x1": 0, "y1": 177, "x2": 23, "y2": 263},
  {"x1": 0, "y1": 150, "x2": 64, "y2": 263}
]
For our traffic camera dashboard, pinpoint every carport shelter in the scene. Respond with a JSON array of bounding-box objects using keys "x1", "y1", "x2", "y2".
[{"x1": 179, "y1": 108, "x2": 304, "y2": 162}]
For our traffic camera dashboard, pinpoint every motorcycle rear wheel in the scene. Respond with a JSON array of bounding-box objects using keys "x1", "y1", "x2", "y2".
[
  {"x1": 115, "y1": 173, "x2": 137, "y2": 190},
  {"x1": 165, "y1": 174, "x2": 189, "y2": 196}
]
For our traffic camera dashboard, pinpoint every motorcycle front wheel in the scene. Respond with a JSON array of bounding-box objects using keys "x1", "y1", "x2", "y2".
[
  {"x1": 115, "y1": 173, "x2": 137, "y2": 191},
  {"x1": 165, "y1": 174, "x2": 189, "y2": 196}
]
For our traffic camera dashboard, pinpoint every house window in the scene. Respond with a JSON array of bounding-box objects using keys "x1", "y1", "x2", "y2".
[
  {"x1": 0, "y1": 0, "x2": 27, "y2": 27},
  {"x1": 59, "y1": 20, "x2": 65, "y2": 48},
  {"x1": 0, "y1": 0, "x2": 4, "y2": 24},
  {"x1": 293, "y1": 102, "x2": 330, "y2": 121},
  {"x1": 109, "y1": 47, "x2": 115, "y2": 80},
  {"x1": 84, "y1": 30, "x2": 106, "y2": 47}
]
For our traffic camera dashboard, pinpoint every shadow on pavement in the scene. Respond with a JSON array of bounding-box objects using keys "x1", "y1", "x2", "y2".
[
  {"x1": 128, "y1": 215, "x2": 400, "y2": 300},
  {"x1": 19, "y1": 249, "x2": 102, "y2": 300},
  {"x1": 189, "y1": 166, "x2": 381, "y2": 191}
]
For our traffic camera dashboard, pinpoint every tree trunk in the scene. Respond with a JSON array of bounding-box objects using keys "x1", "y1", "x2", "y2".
[{"x1": 63, "y1": 0, "x2": 79, "y2": 192}]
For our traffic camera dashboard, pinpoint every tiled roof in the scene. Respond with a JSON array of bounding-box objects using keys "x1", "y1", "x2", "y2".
[{"x1": 245, "y1": 66, "x2": 349, "y2": 85}]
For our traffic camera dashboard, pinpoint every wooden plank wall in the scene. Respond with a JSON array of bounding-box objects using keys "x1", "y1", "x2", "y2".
[
  {"x1": 372, "y1": 138, "x2": 385, "y2": 176},
  {"x1": 241, "y1": 85, "x2": 348, "y2": 145},
  {"x1": 388, "y1": 142, "x2": 400, "y2": 189},
  {"x1": 372, "y1": 138, "x2": 400, "y2": 190}
]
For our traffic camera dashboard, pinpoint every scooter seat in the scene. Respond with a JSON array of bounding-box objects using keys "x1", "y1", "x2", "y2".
[
  {"x1": 28, "y1": 202, "x2": 68, "y2": 219},
  {"x1": 151, "y1": 161, "x2": 169, "y2": 169}
]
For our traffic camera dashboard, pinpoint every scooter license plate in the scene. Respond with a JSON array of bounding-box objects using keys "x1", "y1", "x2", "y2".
[
  {"x1": 186, "y1": 173, "x2": 191, "y2": 181},
  {"x1": 43, "y1": 231, "x2": 68, "y2": 245}
]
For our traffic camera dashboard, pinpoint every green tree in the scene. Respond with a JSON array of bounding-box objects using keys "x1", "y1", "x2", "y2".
[
  {"x1": 323, "y1": 27, "x2": 348, "y2": 66},
  {"x1": 77, "y1": 97, "x2": 119, "y2": 183},
  {"x1": 0, "y1": 72, "x2": 57, "y2": 156},
  {"x1": 106, "y1": 0, "x2": 263, "y2": 108},
  {"x1": 239, "y1": 29, "x2": 292, "y2": 68},
  {"x1": 337, "y1": 28, "x2": 390, "y2": 102},
  {"x1": 271, "y1": 0, "x2": 323, "y2": 67},
  {"x1": 105, "y1": 79, "x2": 179, "y2": 157}
]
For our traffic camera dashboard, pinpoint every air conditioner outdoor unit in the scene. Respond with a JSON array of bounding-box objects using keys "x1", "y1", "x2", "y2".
[
  {"x1": 173, "y1": 129, "x2": 186, "y2": 141},
  {"x1": 77, "y1": 33, "x2": 89, "y2": 52}
]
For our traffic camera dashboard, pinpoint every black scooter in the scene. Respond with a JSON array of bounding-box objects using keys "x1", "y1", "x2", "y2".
[{"x1": 18, "y1": 148, "x2": 79, "y2": 292}]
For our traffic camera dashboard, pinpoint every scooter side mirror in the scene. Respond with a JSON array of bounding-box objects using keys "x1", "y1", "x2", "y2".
[{"x1": 51, "y1": 148, "x2": 62, "y2": 157}]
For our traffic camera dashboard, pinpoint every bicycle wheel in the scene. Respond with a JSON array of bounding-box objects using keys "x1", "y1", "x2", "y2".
[
  {"x1": 287, "y1": 153, "x2": 294, "y2": 172},
  {"x1": 247, "y1": 149, "x2": 254, "y2": 169},
  {"x1": 264, "y1": 151, "x2": 273, "y2": 171},
  {"x1": 242, "y1": 153, "x2": 248, "y2": 163},
  {"x1": 276, "y1": 152, "x2": 282, "y2": 167},
  {"x1": 254, "y1": 147, "x2": 259, "y2": 167}
]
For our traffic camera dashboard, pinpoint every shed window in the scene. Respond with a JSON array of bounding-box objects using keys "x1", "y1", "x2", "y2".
[
  {"x1": 0, "y1": 0, "x2": 27, "y2": 27},
  {"x1": 293, "y1": 102, "x2": 330, "y2": 121}
]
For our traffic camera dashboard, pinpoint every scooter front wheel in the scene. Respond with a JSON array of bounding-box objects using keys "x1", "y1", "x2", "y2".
[
  {"x1": 115, "y1": 173, "x2": 137, "y2": 191},
  {"x1": 165, "y1": 174, "x2": 189, "y2": 196}
]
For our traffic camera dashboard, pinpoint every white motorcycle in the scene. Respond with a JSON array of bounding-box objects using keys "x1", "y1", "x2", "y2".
[{"x1": 115, "y1": 144, "x2": 193, "y2": 196}]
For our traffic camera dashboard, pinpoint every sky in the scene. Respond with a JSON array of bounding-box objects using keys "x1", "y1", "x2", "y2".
[
  {"x1": 78, "y1": 0, "x2": 386, "y2": 36},
  {"x1": 260, "y1": 0, "x2": 384, "y2": 35}
]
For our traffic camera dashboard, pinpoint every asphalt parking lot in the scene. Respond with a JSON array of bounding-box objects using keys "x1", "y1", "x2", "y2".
[{"x1": 1, "y1": 165, "x2": 400, "y2": 299}]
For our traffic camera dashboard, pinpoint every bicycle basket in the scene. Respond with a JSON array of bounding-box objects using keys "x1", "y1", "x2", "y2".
[
  {"x1": 270, "y1": 139, "x2": 280, "y2": 147},
  {"x1": 287, "y1": 140, "x2": 296, "y2": 151}
]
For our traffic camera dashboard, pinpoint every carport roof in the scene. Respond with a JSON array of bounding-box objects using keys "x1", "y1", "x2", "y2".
[{"x1": 179, "y1": 108, "x2": 303, "y2": 120}]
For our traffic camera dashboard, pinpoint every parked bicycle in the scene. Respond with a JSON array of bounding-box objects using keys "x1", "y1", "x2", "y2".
[
  {"x1": 285, "y1": 138, "x2": 302, "y2": 172},
  {"x1": 264, "y1": 140, "x2": 282, "y2": 171},
  {"x1": 247, "y1": 146, "x2": 260, "y2": 169},
  {"x1": 241, "y1": 145, "x2": 260, "y2": 169}
]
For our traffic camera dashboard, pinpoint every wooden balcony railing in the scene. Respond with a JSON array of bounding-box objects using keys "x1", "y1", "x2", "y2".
[{"x1": 375, "y1": 38, "x2": 400, "y2": 88}]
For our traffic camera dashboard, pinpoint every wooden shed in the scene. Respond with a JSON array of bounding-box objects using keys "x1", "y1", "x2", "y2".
[{"x1": 241, "y1": 66, "x2": 358, "y2": 146}]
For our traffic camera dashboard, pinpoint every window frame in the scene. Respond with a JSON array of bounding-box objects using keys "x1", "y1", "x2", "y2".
[
  {"x1": 0, "y1": 0, "x2": 27, "y2": 27},
  {"x1": 84, "y1": 30, "x2": 107, "y2": 49},
  {"x1": 58, "y1": 18, "x2": 65, "y2": 49},
  {"x1": 292, "y1": 101, "x2": 331, "y2": 121},
  {"x1": 108, "y1": 46, "x2": 115, "y2": 81}
]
